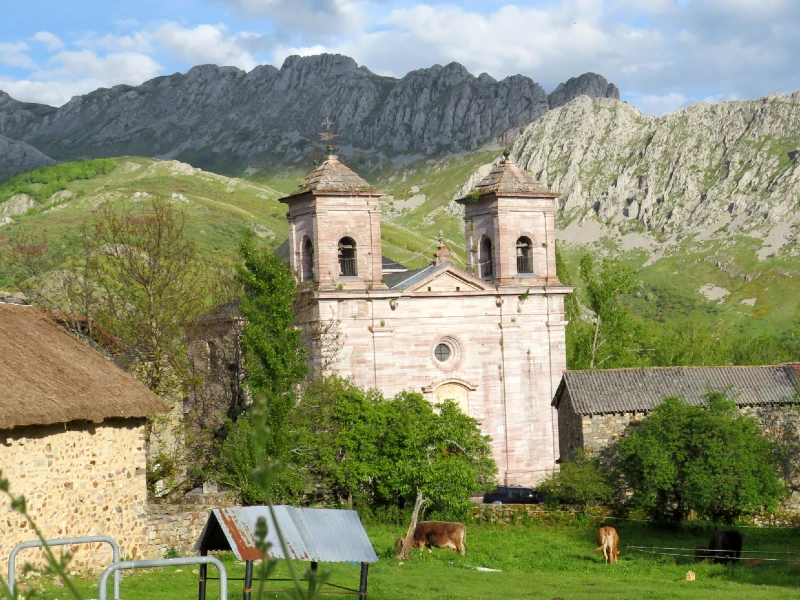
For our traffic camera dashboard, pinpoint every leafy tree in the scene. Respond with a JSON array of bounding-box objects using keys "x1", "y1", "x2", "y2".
[
  {"x1": 536, "y1": 450, "x2": 614, "y2": 506},
  {"x1": 86, "y1": 196, "x2": 208, "y2": 395},
  {"x1": 569, "y1": 255, "x2": 650, "y2": 369},
  {"x1": 236, "y1": 233, "x2": 308, "y2": 456},
  {"x1": 287, "y1": 377, "x2": 383, "y2": 509},
  {"x1": 373, "y1": 391, "x2": 497, "y2": 520},
  {"x1": 617, "y1": 391, "x2": 787, "y2": 522}
]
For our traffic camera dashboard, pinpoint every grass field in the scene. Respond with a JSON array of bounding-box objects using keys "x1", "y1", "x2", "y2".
[{"x1": 22, "y1": 522, "x2": 800, "y2": 600}]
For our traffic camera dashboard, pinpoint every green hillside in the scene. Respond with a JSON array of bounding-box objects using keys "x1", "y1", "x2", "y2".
[{"x1": 2, "y1": 154, "x2": 798, "y2": 344}]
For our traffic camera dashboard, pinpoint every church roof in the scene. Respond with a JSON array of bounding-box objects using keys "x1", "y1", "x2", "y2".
[
  {"x1": 552, "y1": 363, "x2": 800, "y2": 416},
  {"x1": 282, "y1": 152, "x2": 379, "y2": 199},
  {"x1": 383, "y1": 264, "x2": 439, "y2": 290},
  {"x1": 458, "y1": 150, "x2": 556, "y2": 200}
]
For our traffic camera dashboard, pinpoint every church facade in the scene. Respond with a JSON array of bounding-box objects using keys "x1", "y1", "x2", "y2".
[{"x1": 279, "y1": 149, "x2": 572, "y2": 485}]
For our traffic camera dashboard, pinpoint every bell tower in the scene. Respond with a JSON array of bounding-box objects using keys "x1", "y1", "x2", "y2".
[
  {"x1": 455, "y1": 150, "x2": 561, "y2": 287},
  {"x1": 279, "y1": 145, "x2": 386, "y2": 291}
]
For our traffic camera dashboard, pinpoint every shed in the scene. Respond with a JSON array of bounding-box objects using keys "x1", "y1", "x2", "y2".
[
  {"x1": 194, "y1": 506, "x2": 378, "y2": 599},
  {"x1": 552, "y1": 363, "x2": 800, "y2": 461}
]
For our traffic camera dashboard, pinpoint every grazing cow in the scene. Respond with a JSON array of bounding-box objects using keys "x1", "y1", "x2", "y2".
[
  {"x1": 394, "y1": 521, "x2": 467, "y2": 555},
  {"x1": 592, "y1": 526, "x2": 620, "y2": 564},
  {"x1": 708, "y1": 530, "x2": 743, "y2": 565}
]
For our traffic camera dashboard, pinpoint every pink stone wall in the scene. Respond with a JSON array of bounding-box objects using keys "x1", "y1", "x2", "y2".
[{"x1": 312, "y1": 284, "x2": 569, "y2": 486}]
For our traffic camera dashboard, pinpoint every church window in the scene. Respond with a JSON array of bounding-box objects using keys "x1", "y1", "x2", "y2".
[
  {"x1": 434, "y1": 343, "x2": 452, "y2": 362},
  {"x1": 516, "y1": 236, "x2": 533, "y2": 273},
  {"x1": 479, "y1": 236, "x2": 493, "y2": 279},
  {"x1": 302, "y1": 236, "x2": 314, "y2": 281},
  {"x1": 338, "y1": 237, "x2": 357, "y2": 276}
]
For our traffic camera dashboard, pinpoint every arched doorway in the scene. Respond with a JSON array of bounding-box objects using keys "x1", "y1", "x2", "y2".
[{"x1": 433, "y1": 382, "x2": 470, "y2": 415}]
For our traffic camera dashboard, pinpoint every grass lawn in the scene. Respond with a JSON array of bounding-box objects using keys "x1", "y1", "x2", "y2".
[{"x1": 22, "y1": 522, "x2": 800, "y2": 600}]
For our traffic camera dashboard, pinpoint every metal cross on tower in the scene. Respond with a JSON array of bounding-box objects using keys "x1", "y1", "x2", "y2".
[{"x1": 319, "y1": 116, "x2": 338, "y2": 142}]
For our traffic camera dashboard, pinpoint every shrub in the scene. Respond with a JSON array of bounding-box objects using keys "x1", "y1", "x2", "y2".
[{"x1": 537, "y1": 450, "x2": 615, "y2": 506}]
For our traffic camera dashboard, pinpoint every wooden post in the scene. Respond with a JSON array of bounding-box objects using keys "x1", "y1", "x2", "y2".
[
  {"x1": 243, "y1": 560, "x2": 253, "y2": 600},
  {"x1": 396, "y1": 489, "x2": 426, "y2": 559},
  {"x1": 359, "y1": 562, "x2": 369, "y2": 599},
  {"x1": 308, "y1": 561, "x2": 318, "y2": 595}
]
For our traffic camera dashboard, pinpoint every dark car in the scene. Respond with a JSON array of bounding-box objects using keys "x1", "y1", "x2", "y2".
[{"x1": 483, "y1": 485, "x2": 545, "y2": 505}]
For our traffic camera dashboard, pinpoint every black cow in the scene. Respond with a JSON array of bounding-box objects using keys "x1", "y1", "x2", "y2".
[{"x1": 708, "y1": 530, "x2": 743, "y2": 565}]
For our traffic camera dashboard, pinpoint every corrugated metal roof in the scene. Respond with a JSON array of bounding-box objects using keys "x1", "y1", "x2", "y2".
[
  {"x1": 553, "y1": 363, "x2": 800, "y2": 416},
  {"x1": 194, "y1": 506, "x2": 379, "y2": 563}
]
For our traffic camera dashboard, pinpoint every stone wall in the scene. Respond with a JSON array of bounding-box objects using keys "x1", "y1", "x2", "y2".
[
  {"x1": 0, "y1": 419, "x2": 149, "y2": 573},
  {"x1": 581, "y1": 412, "x2": 645, "y2": 454},
  {"x1": 0, "y1": 418, "x2": 228, "y2": 574},
  {"x1": 556, "y1": 389, "x2": 583, "y2": 462}
]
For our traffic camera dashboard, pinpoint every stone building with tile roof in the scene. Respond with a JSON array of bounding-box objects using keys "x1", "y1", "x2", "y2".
[
  {"x1": 552, "y1": 363, "x2": 800, "y2": 462},
  {"x1": 268, "y1": 148, "x2": 573, "y2": 485}
]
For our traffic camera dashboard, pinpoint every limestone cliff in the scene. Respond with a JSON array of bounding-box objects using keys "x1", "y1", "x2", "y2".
[
  {"x1": 456, "y1": 94, "x2": 800, "y2": 259},
  {"x1": 0, "y1": 54, "x2": 618, "y2": 176},
  {"x1": 0, "y1": 135, "x2": 55, "y2": 181}
]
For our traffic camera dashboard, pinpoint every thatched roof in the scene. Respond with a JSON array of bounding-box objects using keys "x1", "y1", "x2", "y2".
[
  {"x1": 0, "y1": 304, "x2": 167, "y2": 430},
  {"x1": 552, "y1": 364, "x2": 800, "y2": 416}
]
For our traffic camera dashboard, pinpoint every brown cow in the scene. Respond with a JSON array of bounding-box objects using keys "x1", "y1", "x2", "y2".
[
  {"x1": 592, "y1": 526, "x2": 620, "y2": 564},
  {"x1": 394, "y1": 521, "x2": 467, "y2": 555}
]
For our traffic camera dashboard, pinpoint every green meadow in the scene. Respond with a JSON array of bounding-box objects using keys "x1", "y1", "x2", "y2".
[{"x1": 24, "y1": 522, "x2": 800, "y2": 600}]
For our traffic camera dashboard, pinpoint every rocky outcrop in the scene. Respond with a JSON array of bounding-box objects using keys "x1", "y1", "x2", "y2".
[
  {"x1": 0, "y1": 135, "x2": 55, "y2": 180},
  {"x1": 456, "y1": 93, "x2": 800, "y2": 257},
  {"x1": 548, "y1": 73, "x2": 620, "y2": 109},
  {"x1": 0, "y1": 54, "x2": 618, "y2": 177}
]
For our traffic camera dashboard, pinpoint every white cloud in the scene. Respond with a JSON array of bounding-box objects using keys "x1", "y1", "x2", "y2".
[
  {"x1": 629, "y1": 92, "x2": 691, "y2": 116},
  {"x1": 32, "y1": 31, "x2": 65, "y2": 52},
  {"x1": 34, "y1": 50, "x2": 163, "y2": 85},
  {"x1": 0, "y1": 42, "x2": 36, "y2": 70},
  {"x1": 2, "y1": 51, "x2": 164, "y2": 105},
  {"x1": 152, "y1": 23, "x2": 263, "y2": 70},
  {"x1": 217, "y1": 0, "x2": 366, "y2": 34},
  {"x1": 77, "y1": 31, "x2": 154, "y2": 54}
]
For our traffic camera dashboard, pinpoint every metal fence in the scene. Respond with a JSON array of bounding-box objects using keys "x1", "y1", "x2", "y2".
[
  {"x1": 97, "y1": 556, "x2": 228, "y2": 600},
  {"x1": 8, "y1": 536, "x2": 121, "y2": 600},
  {"x1": 516, "y1": 256, "x2": 532, "y2": 274},
  {"x1": 339, "y1": 257, "x2": 357, "y2": 276}
]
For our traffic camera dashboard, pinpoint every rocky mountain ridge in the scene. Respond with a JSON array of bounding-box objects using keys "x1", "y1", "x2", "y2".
[
  {"x1": 0, "y1": 135, "x2": 55, "y2": 180},
  {"x1": 0, "y1": 54, "x2": 618, "y2": 178},
  {"x1": 454, "y1": 93, "x2": 800, "y2": 261}
]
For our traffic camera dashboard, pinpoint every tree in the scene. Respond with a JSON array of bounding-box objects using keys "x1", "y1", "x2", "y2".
[
  {"x1": 86, "y1": 196, "x2": 209, "y2": 395},
  {"x1": 536, "y1": 450, "x2": 614, "y2": 506},
  {"x1": 235, "y1": 233, "x2": 308, "y2": 457},
  {"x1": 571, "y1": 255, "x2": 651, "y2": 369},
  {"x1": 617, "y1": 391, "x2": 787, "y2": 522},
  {"x1": 286, "y1": 377, "x2": 383, "y2": 508}
]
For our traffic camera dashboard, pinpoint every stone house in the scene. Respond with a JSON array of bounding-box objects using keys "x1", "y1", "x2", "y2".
[
  {"x1": 0, "y1": 303, "x2": 167, "y2": 571},
  {"x1": 552, "y1": 363, "x2": 800, "y2": 462}
]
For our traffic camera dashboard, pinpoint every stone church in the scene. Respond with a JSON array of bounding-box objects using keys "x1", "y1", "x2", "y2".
[{"x1": 275, "y1": 149, "x2": 572, "y2": 485}]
